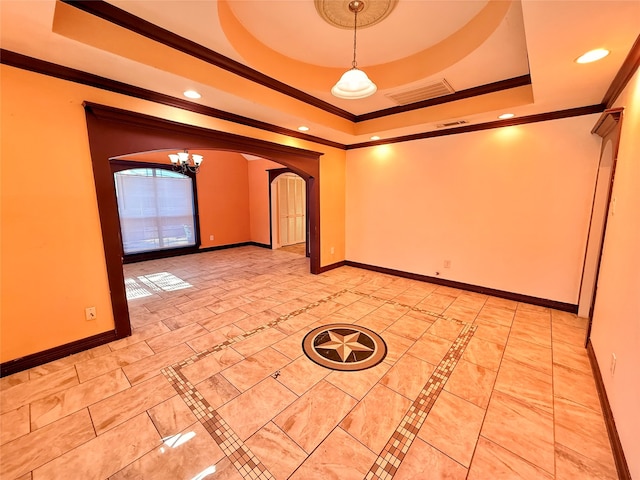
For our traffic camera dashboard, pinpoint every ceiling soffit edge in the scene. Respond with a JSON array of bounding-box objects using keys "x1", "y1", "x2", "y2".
[
  {"x1": 355, "y1": 84, "x2": 535, "y2": 135},
  {"x1": 347, "y1": 105, "x2": 606, "y2": 149},
  {"x1": 0, "y1": 49, "x2": 609, "y2": 149},
  {"x1": 357, "y1": 75, "x2": 531, "y2": 122},
  {"x1": 218, "y1": 0, "x2": 511, "y2": 91},
  {"x1": 0, "y1": 48, "x2": 345, "y2": 150},
  {"x1": 55, "y1": 0, "x2": 526, "y2": 129},
  {"x1": 58, "y1": 0, "x2": 355, "y2": 121},
  {"x1": 601, "y1": 34, "x2": 640, "y2": 108}
]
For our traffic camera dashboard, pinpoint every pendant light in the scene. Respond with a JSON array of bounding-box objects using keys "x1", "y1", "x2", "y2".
[{"x1": 331, "y1": 0, "x2": 377, "y2": 99}]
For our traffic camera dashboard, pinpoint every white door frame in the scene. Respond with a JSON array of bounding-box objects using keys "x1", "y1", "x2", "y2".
[{"x1": 270, "y1": 172, "x2": 307, "y2": 251}]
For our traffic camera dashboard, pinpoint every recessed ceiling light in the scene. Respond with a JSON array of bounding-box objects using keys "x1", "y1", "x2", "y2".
[
  {"x1": 498, "y1": 113, "x2": 515, "y2": 119},
  {"x1": 370, "y1": 136, "x2": 381, "y2": 141},
  {"x1": 183, "y1": 90, "x2": 201, "y2": 99},
  {"x1": 298, "y1": 126, "x2": 310, "y2": 132},
  {"x1": 576, "y1": 48, "x2": 610, "y2": 64}
]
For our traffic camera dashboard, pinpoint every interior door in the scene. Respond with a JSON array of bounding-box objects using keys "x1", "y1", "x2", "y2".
[
  {"x1": 578, "y1": 140, "x2": 615, "y2": 318},
  {"x1": 277, "y1": 174, "x2": 306, "y2": 246},
  {"x1": 579, "y1": 108, "x2": 623, "y2": 341}
]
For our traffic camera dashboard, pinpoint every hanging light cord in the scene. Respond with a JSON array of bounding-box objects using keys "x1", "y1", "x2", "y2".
[
  {"x1": 351, "y1": 3, "x2": 359, "y2": 68},
  {"x1": 331, "y1": 0, "x2": 376, "y2": 99}
]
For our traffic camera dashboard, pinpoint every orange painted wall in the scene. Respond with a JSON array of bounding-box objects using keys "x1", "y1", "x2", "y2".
[
  {"x1": 590, "y1": 68, "x2": 640, "y2": 478},
  {"x1": 0, "y1": 65, "x2": 346, "y2": 363},
  {"x1": 196, "y1": 151, "x2": 250, "y2": 248},
  {"x1": 118, "y1": 151, "x2": 252, "y2": 249},
  {"x1": 1, "y1": 70, "x2": 114, "y2": 361},
  {"x1": 320, "y1": 152, "x2": 346, "y2": 264},
  {"x1": 346, "y1": 115, "x2": 601, "y2": 304},
  {"x1": 248, "y1": 159, "x2": 283, "y2": 245}
]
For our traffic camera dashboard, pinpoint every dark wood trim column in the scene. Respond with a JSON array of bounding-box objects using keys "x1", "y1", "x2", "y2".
[{"x1": 83, "y1": 102, "x2": 323, "y2": 343}]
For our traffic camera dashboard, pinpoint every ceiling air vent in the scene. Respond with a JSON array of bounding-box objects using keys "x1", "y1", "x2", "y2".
[
  {"x1": 435, "y1": 120, "x2": 469, "y2": 128},
  {"x1": 386, "y1": 79, "x2": 455, "y2": 105}
]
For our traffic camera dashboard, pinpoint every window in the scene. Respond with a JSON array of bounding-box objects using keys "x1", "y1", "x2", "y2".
[{"x1": 114, "y1": 167, "x2": 197, "y2": 254}]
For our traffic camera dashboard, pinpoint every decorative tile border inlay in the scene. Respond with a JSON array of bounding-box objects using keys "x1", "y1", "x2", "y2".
[
  {"x1": 365, "y1": 323, "x2": 477, "y2": 480},
  {"x1": 159, "y1": 287, "x2": 476, "y2": 480},
  {"x1": 163, "y1": 365, "x2": 273, "y2": 479},
  {"x1": 161, "y1": 289, "x2": 350, "y2": 480}
]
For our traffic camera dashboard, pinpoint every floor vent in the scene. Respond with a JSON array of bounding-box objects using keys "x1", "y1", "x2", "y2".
[
  {"x1": 386, "y1": 79, "x2": 454, "y2": 105},
  {"x1": 435, "y1": 120, "x2": 469, "y2": 128}
]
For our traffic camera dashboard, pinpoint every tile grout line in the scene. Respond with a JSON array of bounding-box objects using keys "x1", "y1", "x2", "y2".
[
  {"x1": 159, "y1": 288, "x2": 350, "y2": 480},
  {"x1": 119, "y1": 254, "x2": 602, "y2": 479},
  {"x1": 353, "y1": 291, "x2": 468, "y2": 326},
  {"x1": 181, "y1": 290, "x2": 348, "y2": 366},
  {"x1": 157, "y1": 286, "x2": 473, "y2": 480},
  {"x1": 364, "y1": 323, "x2": 477, "y2": 480},
  {"x1": 163, "y1": 364, "x2": 275, "y2": 480},
  {"x1": 549, "y1": 308, "x2": 558, "y2": 479}
]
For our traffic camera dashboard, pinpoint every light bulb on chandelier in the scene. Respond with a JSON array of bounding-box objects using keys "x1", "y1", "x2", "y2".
[
  {"x1": 331, "y1": 0, "x2": 377, "y2": 100},
  {"x1": 168, "y1": 150, "x2": 204, "y2": 174}
]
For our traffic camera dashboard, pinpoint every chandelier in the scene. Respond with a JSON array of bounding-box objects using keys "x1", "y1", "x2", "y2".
[
  {"x1": 168, "y1": 150, "x2": 203, "y2": 174},
  {"x1": 331, "y1": 0, "x2": 377, "y2": 100}
]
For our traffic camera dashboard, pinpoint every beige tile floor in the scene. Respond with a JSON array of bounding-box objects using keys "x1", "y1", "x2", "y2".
[
  {"x1": 277, "y1": 243, "x2": 306, "y2": 257},
  {"x1": 0, "y1": 246, "x2": 618, "y2": 479}
]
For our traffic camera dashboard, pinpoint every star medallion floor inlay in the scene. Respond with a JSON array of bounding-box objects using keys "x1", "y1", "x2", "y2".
[
  {"x1": 302, "y1": 323, "x2": 387, "y2": 371},
  {"x1": 0, "y1": 247, "x2": 617, "y2": 480}
]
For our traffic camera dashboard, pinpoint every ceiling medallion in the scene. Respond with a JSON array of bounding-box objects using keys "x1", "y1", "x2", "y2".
[
  {"x1": 302, "y1": 323, "x2": 387, "y2": 371},
  {"x1": 314, "y1": 0, "x2": 398, "y2": 29}
]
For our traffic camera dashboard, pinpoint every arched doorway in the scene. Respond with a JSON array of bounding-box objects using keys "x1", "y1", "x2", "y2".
[
  {"x1": 269, "y1": 169, "x2": 309, "y2": 257},
  {"x1": 84, "y1": 102, "x2": 323, "y2": 339}
]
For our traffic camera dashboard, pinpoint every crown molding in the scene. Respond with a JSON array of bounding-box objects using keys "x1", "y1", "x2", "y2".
[
  {"x1": 602, "y1": 34, "x2": 640, "y2": 108},
  {"x1": 0, "y1": 50, "x2": 610, "y2": 149},
  {"x1": 61, "y1": 0, "x2": 355, "y2": 121},
  {"x1": 357, "y1": 75, "x2": 531, "y2": 122},
  {"x1": 347, "y1": 104, "x2": 606, "y2": 149},
  {"x1": 60, "y1": 0, "x2": 533, "y2": 125},
  {"x1": 0, "y1": 49, "x2": 344, "y2": 150}
]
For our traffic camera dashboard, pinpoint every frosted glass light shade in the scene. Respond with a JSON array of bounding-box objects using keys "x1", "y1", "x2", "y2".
[
  {"x1": 331, "y1": 68, "x2": 377, "y2": 99},
  {"x1": 177, "y1": 151, "x2": 189, "y2": 164},
  {"x1": 168, "y1": 151, "x2": 203, "y2": 173}
]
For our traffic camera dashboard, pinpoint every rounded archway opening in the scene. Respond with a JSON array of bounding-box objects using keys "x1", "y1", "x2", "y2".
[{"x1": 83, "y1": 103, "x2": 323, "y2": 339}]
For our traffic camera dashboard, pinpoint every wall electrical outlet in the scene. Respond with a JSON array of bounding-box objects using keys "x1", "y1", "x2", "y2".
[
  {"x1": 85, "y1": 307, "x2": 97, "y2": 321},
  {"x1": 210, "y1": 235, "x2": 214, "y2": 241},
  {"x1": 330, "y1": 246, "x2": 335, "y2": 255},
  {"x1": 444, "y1": 260, "x2": 451, "y2": 269}
]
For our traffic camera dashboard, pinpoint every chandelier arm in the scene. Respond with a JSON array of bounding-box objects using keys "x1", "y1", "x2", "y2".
[{"x1": 169, "y1": 150, "x2": 201, "y2": 174}]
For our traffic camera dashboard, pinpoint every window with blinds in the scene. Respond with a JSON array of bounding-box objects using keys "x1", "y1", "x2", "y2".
[{"x1": 114, "y1": 168, "x2": 197, "y2": 254}]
